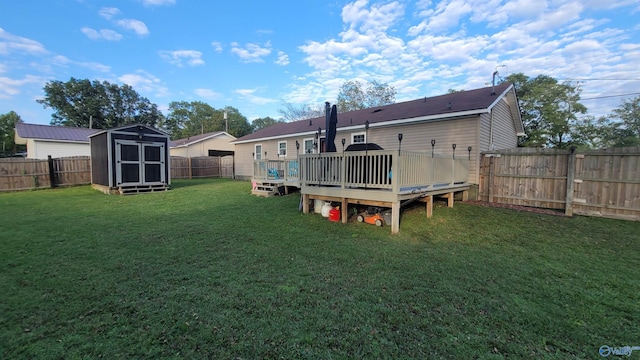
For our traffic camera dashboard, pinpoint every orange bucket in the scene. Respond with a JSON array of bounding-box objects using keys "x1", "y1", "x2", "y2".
[{"x1": 329, "y1": 208, "x2": 340, "y2": 222}]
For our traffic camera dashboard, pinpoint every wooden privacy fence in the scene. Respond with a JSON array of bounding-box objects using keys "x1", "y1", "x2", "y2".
[
  {"x1": 1, "y1": 155, "x2": 234, "y2": 192},
  {"x1": 479, "y1": 147, "x2": 640, "y2": 221},
  {"x1": 0, "y1": 156, "x2": 91, "y2": 192},
  {"x1": 170, "y1": 156, "x2": 233, "y2": 179}
]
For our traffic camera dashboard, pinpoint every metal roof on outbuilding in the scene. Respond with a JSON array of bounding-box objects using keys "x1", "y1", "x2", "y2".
[{"x1": 15, "y1": 123, "x2": 100, "y2": 143}]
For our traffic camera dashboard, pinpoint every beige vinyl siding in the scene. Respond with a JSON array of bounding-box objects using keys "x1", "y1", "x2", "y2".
[
  {"x1": 234, "y1": 143, "x2": 255, "y2": 179},
  {"x1": 491, "y1": 97, "x2": 518, "y2": 149},
  {"x1": 170, "y1": 135, "x2": 235, "y2": 157},
  {"x1": 234, "y1": 116, "x2": 499, "y2": 184},
  {"x1": 29, "y1": 140, "x2": 91, "y2": 159}
]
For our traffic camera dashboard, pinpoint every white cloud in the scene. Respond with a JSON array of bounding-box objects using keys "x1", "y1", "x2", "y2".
[
  {"x1": 51, "y1": 55, "x2": 111, "y2": 72},
  {"x1": 235, "y1": 88, "x2": 277, "y2": 105},
  {"x1": 211, "y1": 41, "x2": 223, "y2": 53},
  {"x1": 141, "y1": 0, "x2": 175, "y2": 6},
  {"x1": 116, "y1": 19, "x2": 149, "y2": 36},
  {"x1": 159, "y1": 50, "x2": 204, "y2": 67},
  {"x1": 194, "y1": 88, "x2": 222, "y2": 100},
  {"x1": 409, "y1": 0, "x2": 473, "y2": 35},
  {"x1": 99, "y1": 7, "x2": 121, "y2": 20},
  {"x1": 118, "y1": 70, "x2": 169, "y2": 97},
  {"x1": 0, "y1": 28, "x2": 46, "y2": 55},
  {"x1": 230, "y1": 41, "x2": 272, "y2": 63},
  {"x1": 275, "y1": 51, "x2": 289, "y2": 66},
  {"x1": 81, "y1": 27, "x2": 123, "y2": 41},
  {"x1": 0, "y1": 74, "x2": 42, "y2": 99}
]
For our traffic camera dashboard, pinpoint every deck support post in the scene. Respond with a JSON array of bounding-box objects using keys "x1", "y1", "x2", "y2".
[
  {"x1": 391, "y1": 200, "x2": 401, "y2": 234},
  {"x1": 425, "y1": 195, "x2": 433, "y2": 218},
  {"x1": 302, "y1": 194, "x2": 310, "y2": 214},
  {"x1": 341, "y1": 198, "x2": 348, "y2": 224},
  {"x1": 447, "y1": 192, "x2": 454, "y2": 207},
  {"x1": 462, "y1": 190, "x2": 468, "y2": 201}
]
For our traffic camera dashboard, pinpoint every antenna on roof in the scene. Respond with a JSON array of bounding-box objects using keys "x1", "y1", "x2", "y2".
[{"x1": 492, "y1": 65, "x2": 507, "y2": 95}]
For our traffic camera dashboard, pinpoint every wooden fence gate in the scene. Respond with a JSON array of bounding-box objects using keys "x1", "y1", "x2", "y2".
[{"x1": 479, "y1": 147, "x2": 640, "y2": 221}]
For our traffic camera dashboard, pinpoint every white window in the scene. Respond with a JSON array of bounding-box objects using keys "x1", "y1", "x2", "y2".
[
  {"x1": 254, "y1": 144, "x2": 262, "y2": 160},
  {"x1": 352, "y1": 132, "x2": 366, "y2": 144},
  {"x1": 303, "y1": 138, "x2": 314, "y2": 154},
  {"x1": 278, "y1": 141, "x2": 287, "y2": 157}
]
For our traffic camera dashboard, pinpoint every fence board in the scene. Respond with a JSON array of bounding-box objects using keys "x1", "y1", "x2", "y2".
[
  {"x1": 480, "y1": 147, "x2": 640, "y2": 221},
  {"x1": 1, "y1": 155, "x2": 234, "y2": 191}
]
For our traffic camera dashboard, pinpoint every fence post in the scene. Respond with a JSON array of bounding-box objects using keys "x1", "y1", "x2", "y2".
[
  {"x1": 488, "y1": 155, "x2": 495, "y2": 203},
  {"x1": 48, "y1": 155, "x2": 56, "y2": 188},
  {"x1": 565, "y1": 147, "x2": 576, "y2": 216},
  {"x1": 188, "y1": 157, "x2": 192, "y2": 179}
]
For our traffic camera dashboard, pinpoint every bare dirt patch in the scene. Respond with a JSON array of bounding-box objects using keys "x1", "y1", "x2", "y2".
[{"x1": 464, "y1": 200, "x2": 567, "y2": 217}]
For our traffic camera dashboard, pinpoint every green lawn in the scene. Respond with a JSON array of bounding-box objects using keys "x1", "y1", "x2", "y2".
[{"x1": 1, "y1": 178, "x2": 638, "y2": 359}]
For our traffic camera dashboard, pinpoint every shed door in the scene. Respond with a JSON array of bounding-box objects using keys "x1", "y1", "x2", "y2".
[{"x1": 115, "y1": 140, "x2": 165, "y2": 186}]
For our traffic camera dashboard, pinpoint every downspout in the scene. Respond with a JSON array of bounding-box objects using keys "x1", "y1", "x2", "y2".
[
  {"x1": 489, "y1": 108, "x2": 495, "y2": 151},
  {"x1": 489, "y1": 70, "x2": 498, "y2": 151}
]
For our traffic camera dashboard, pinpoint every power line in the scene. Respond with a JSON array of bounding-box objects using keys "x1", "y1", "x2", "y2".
[
  {"x1": 581, "y1": 92, "x2": 640, "y2": 101},
  {"x1": 559, "y1": 78, "x2": 640, "y2": 81}
]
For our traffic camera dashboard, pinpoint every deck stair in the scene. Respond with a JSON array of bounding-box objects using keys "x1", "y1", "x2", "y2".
[
  {"x1": 251, "y1": 181, "x2": 285, "y2": 197},
  {"x1": 119, "y1": 184, "x2": 169, "y2": 195}
]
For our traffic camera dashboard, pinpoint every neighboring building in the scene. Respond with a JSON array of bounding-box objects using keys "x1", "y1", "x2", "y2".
[
  {"x1": 231, "y1": 82, "x2": 524, "y2": 184},
  {"x1": 170, "y1": 131, "x2": 236, "y2": 157},
  {"x1": 14, "y1": 123, "x2": 99, "y2": 159}
]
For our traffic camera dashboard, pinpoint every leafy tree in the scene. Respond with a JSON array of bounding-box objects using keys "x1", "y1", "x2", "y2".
[
  {"x1": 251, "y1": 116, "x2": 284, "y2": 132},
  {"x1": 278, "y1": 102, "x2": 325, "y2": 122},
  {"x1": 37, "y1": 77, "x2": 164, "y2": 129},
  {"x1": 336, "y1": 80, "x2": 396, "y2": 112},
  {"x1": 161, "y1": 101, "x2": 251, "y2": 139},
  {"x1": 506, "y1": 73, "x2": 587, "y2": 148},
  {"x1": 605, "y1": 95, "x2": 640, "y2": 147},
  {"x1": 570, "y1": 115, "x2": 614, "y2": 150},
  {"x1": 0, "y1": 111, "x2": 25, "y2": 156}
]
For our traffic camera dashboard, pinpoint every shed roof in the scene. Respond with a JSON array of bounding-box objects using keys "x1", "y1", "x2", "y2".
[
  {"x1": 233, "y1": 82, "x2": 522, "y2": 144},
  {"x1": 88, "y1": 123, "x2": 169, "y2": 138},
  {"x1": 15, "y1": 123, "x2": 99, "y2": 143}
]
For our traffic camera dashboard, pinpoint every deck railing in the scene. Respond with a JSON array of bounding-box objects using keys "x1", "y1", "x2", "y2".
[
  {"x1": 253, "y1": 159, "x2": 299, "y2": 182},
  {"x1": 298, "y1": 150, "x2": 468, "y2": 193}
]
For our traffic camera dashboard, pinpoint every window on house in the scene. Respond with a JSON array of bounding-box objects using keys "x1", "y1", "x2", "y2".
[
  {"x1": 352, "y1": 132, "x2": 366, "y2": 144},
  {"x1": 255, "y1": 144, "x2": 262, "y2": 160},
  {"x1": 303, "y1": 138, "x2": 314, "y2": 154},
  {"x1": 278, "y1": 141, "x2": 287, "y2": 157}
]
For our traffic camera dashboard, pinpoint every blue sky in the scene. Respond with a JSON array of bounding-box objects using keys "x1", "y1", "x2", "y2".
[{"x1": 1, "y1": 0, "x2": 639, "y2": 126}]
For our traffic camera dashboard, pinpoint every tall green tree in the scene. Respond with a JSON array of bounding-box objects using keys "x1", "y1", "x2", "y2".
[
  {"x1": 161, "y1": 102, "x2": 251, "y2": 139},
  {"x1": 507, "y1": 73, "x2": 587, "y2": 148},
  {"x1": 337, "y1": 80, "x2": 396, "y2": 112},
  {"x1": 37, "y1": 78, "x2": 163, "y2": 129},
  {"x1": 0, "y1": 111, "x2": 25, "y2": 156},
  {"x1": 251, "y1": 116, "x2": 283, "y2": 132},
  {"x1": 605, "y1": 95, "x2": 640, "y2": 147}
]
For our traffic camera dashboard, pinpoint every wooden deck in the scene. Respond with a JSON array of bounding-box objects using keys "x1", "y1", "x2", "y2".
[{"x1": 253, "y1": 150, "x2": 470, "y2": 233}]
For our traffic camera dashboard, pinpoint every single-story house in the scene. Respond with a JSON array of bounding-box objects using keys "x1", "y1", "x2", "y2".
[
  {"x1": 231, "y1": 82, "x2": 524, "y2": 185},
  {"x1": 170, "y1": 131, "x2": 236, "y2": 157},
  {"x1": 14, "y1": 123, "x2": 99, "y2": 159}
]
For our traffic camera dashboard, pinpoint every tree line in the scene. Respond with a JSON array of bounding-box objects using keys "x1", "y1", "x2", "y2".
[{"x1": 1, "y1": 75, "x2": 638, "y2": 156}]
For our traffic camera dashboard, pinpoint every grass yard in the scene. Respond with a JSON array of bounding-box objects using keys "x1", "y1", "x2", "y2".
[{"x1": 1, "y1": 178, "x2": 639, "y2": 359}]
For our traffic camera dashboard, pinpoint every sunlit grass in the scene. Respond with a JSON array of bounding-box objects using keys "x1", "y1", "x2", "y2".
[{"x1": 1, "y1": 178, "x2": 638, "y2": 358}]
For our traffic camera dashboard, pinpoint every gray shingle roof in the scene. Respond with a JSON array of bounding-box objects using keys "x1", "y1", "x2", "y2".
[
  {"x1": 234, "y1": 83, "x2": 515, "y2": 143},
  {"x1": 15, "y1": 123, "x2": 100, "y2": 142}
]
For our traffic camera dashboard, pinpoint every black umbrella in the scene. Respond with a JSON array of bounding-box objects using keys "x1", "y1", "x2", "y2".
[{"x1": 326, "y1": 104, "x2": 338, "y2": 152}]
